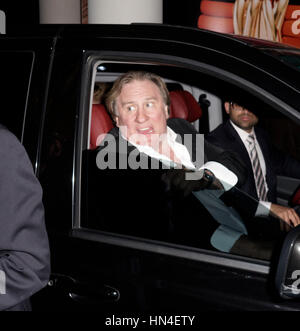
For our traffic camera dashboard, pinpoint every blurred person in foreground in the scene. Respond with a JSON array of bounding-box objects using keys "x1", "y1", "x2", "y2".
[{"x1": 0, "y1": 125, "x2": 50, "y2": 311}]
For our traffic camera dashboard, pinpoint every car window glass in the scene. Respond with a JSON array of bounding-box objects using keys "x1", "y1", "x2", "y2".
[
  {"x1": 0, "y1": 51, "x2": 34, "y2": 139},
  {"x1": 81, "y1": 62, "x2": 221, "y2": 251},
  {"x1": 262, "y1": 49, "x2": 300, "y2": 73},
  {"x1": 260, "y1": 111, "x2": 300, "y2": 163},
  {"x1": 80, "y1": 60, "x2": 300, "y2": 262}
]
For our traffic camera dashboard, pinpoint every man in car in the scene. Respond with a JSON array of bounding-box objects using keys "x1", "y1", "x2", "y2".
[
  {"x1": 101, "y1": 71, "x2": 246, "y2": 194},
  {"x1": 93, "y1": 71, "x2": 260, "y2": 252},
  {"x1": 93, "y1": 71, "x2": 300, "y2": 260},
  {"x1": 206, "y1": 100, "x2": 300, "y2": 245},
  {"x1": 0, "y1": 124, "x2": 50, "y2": 311}
]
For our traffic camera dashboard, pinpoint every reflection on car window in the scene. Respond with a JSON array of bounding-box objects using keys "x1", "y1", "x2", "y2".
[
  {"x1": 262, "y1": 49, "x2": 300, "y2": 72},
  {"x1": 261, "y1": 113, "x2": 300, "y2": 163}
]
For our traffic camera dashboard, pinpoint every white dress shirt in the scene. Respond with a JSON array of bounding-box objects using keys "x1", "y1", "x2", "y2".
[
  {"x1": 129, "y1": 126, "x2": 238, "y2": 192},
  {"x1": 230, "y1": 120, "x2": 271, "y2": 216}
]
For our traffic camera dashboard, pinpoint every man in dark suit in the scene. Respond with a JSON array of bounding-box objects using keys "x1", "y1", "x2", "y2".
[
  {"x1": 90, "y1": 71, "x2": 255, "y2": 252},
  {"x1": 206, "y1": 101, "x2": 300, "y2": 243},
  {"x1": 0, "y1": 125, "x2": 50, "y2": 311},
  {"x1": 102, "y1": 71, "x2": 245, "y2": 184}
]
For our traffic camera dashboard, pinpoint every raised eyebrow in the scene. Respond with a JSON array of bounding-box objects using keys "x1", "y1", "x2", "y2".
[
  {"x1": 121, "y1": 97, "x2": 157, "y2": 107},
  {"x1": 121, "y1": 101, "x2": 135, "y2": 107},
  {"x1": 144, "y1": 98, "x2": 158, "y2": 104}
]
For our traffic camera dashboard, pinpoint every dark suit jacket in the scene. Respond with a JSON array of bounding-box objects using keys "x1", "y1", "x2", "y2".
[
  {"x1": 206, "y1": 120, "x2": 300, "y2": 203},
  {"x1": 99, "y1": 118, "x2": 247, "y2": 183},
  {"x1": 0, "y1": 125, "x2": 50, "y2": 311},
  {"x1": 85, "y1": 118, "x2": 247, "y2": 248}
]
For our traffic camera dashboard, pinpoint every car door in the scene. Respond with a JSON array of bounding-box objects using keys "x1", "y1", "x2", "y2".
[{"x1": 32, "y1": 31, "x2": 300, "y2": 313}]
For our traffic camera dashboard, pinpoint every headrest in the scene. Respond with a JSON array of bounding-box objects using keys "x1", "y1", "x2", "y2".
[
  {"x1": 90, "y1": 104, "x2": 114, "y2": 149},
  {"x1": 169, "y1": 90, "x2": 202, "y2": 122},
  {"x1": 180, "y1": 90, "x2": 202, "y2": 122},
  {"x1": 169, "y1": 90, "x2": 189, "y2": 120}
]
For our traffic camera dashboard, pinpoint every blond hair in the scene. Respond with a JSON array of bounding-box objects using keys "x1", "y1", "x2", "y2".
[{"x1": 105, "y1": 71, "x2": 170, "y2": 119}]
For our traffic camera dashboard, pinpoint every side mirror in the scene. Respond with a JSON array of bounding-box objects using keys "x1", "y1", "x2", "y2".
[{"x1": 275, "y1": 225, "x2": 300, "y2": 299}]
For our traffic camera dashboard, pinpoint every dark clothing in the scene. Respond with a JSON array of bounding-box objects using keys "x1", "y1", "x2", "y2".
[
  {"x1": 0, "y1": 125, "x2": 50, "y2": 311},
  {"x1": 206, "y1": 120, "x2": 300, "y2": 243},
  {"x1": 206, "y1": 120, "x2": 300, "y2": 203},
  {"x1": 84, "y1": 118, "x2": 248, "y2": 249},
  {"x1": 101, "y1": 118, "x2": 247, "y2": 185}
]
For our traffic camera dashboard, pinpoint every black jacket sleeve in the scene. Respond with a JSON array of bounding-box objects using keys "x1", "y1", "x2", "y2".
[{"x1": 204, "y1": 140, "x2": 247, "y2": 188}]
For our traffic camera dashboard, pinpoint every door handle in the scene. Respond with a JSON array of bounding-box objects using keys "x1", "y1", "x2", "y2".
[
  {"x1": 69, "y1": 284, "x2": 120, "y2": 305},
  {"x1": 48, "y1": 273, "x2": 120, "y2": 305}
]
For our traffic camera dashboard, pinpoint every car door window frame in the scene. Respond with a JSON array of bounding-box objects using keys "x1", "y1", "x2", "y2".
[{"x1": 72, "y1": 50, "x2": 300, "y2": 276}]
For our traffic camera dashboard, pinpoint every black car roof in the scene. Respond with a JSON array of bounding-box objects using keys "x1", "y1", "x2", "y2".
[
  {"x1": 1, "y1": 23, "x2": 300, "y2": 110},
  {"x1": 2, "y1": 23, "x2": 297, "y2": 50},
  {"x1": 2, "y1": 23, "x2": 299, "y2": 78}
]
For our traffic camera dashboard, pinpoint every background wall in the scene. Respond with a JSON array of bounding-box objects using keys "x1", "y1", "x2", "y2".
[
  {"x1": 1, "y1": 0, "x2": 299, "y2": 48},
  {"x1": 39, "y1": 0, "x2": 81, "y2": 24},
  {"x1": 0, "y1": 0, "x2": 200, "y2": 33},
  {"x1": 88, "y1": 0, "x2": 163, "y2": 24},
  {"x1": 163, "y1": 0, "x2": 200, "y2": 27}
]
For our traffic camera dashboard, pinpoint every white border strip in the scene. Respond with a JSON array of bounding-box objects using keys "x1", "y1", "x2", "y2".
[{"x1": 0, "y1": 10, "x2": 6, "y2": 34}]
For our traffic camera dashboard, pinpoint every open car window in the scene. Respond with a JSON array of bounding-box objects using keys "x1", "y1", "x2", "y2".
[{"x1": 79, "y1": 58, "x2": 300, "y2": 262}]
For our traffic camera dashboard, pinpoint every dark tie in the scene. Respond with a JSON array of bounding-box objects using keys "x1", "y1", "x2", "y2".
[{"x1": 246, "y1": 134, "x2": 268, "y2": 201}]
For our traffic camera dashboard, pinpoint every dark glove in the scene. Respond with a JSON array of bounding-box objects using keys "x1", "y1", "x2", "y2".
[{"x1": 161, "y1": 168, "x2": 222, "y2": 197}]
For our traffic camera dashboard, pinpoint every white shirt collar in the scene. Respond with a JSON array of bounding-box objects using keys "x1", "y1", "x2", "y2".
[
  {"x1": 128, "y1": 125, "x2": 175, "y2": 150},
  {"x1": 120, "y1": 125, "x2": 238, "y2": 191},
  {"x1": 126, "y1": 126, "x2": 195, "y2": 169}
]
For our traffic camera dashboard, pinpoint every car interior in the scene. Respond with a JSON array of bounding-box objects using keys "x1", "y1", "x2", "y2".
[
  {"x1": 88, "y1": 63, "x2": 224, "y2": 149},
  {"x1": 89, "y1": 84, "x2": 204, "y2": 150},
  {"x1": 81, "y1": 60, "x2": 300, "y2": 260}
]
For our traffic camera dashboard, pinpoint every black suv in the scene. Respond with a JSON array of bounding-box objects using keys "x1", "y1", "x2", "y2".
[{"x1": 1, "y1": 24, "x2": 300, "y2": 313}]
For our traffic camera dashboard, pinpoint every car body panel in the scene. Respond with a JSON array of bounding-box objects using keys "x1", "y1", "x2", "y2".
[{"x1": 1, "y1": 24, "x2": 300, "y2": 311}]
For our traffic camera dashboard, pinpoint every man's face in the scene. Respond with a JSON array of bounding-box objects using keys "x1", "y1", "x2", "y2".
[
  {"x1": 115, "y1": 79, "x2": 169, "y2": 148},
  {"x1": 225, "y1": 102, "x2": 258, "y2": 132}
]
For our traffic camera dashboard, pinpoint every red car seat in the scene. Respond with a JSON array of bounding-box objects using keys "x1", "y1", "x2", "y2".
[
  {"x1": 90, "y1": 90, "x2": 202, "y2": 149},
  {"x1": 169, "y1": 90, "x2": 202, "y2": 122},
  {"x1": 90, "y1": 104, "x2": 114, "y2": 149}
]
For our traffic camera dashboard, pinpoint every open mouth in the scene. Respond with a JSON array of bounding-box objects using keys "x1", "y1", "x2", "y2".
[{"x1": 137, "y1": 127, "x2": 154, "y2": 134}]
